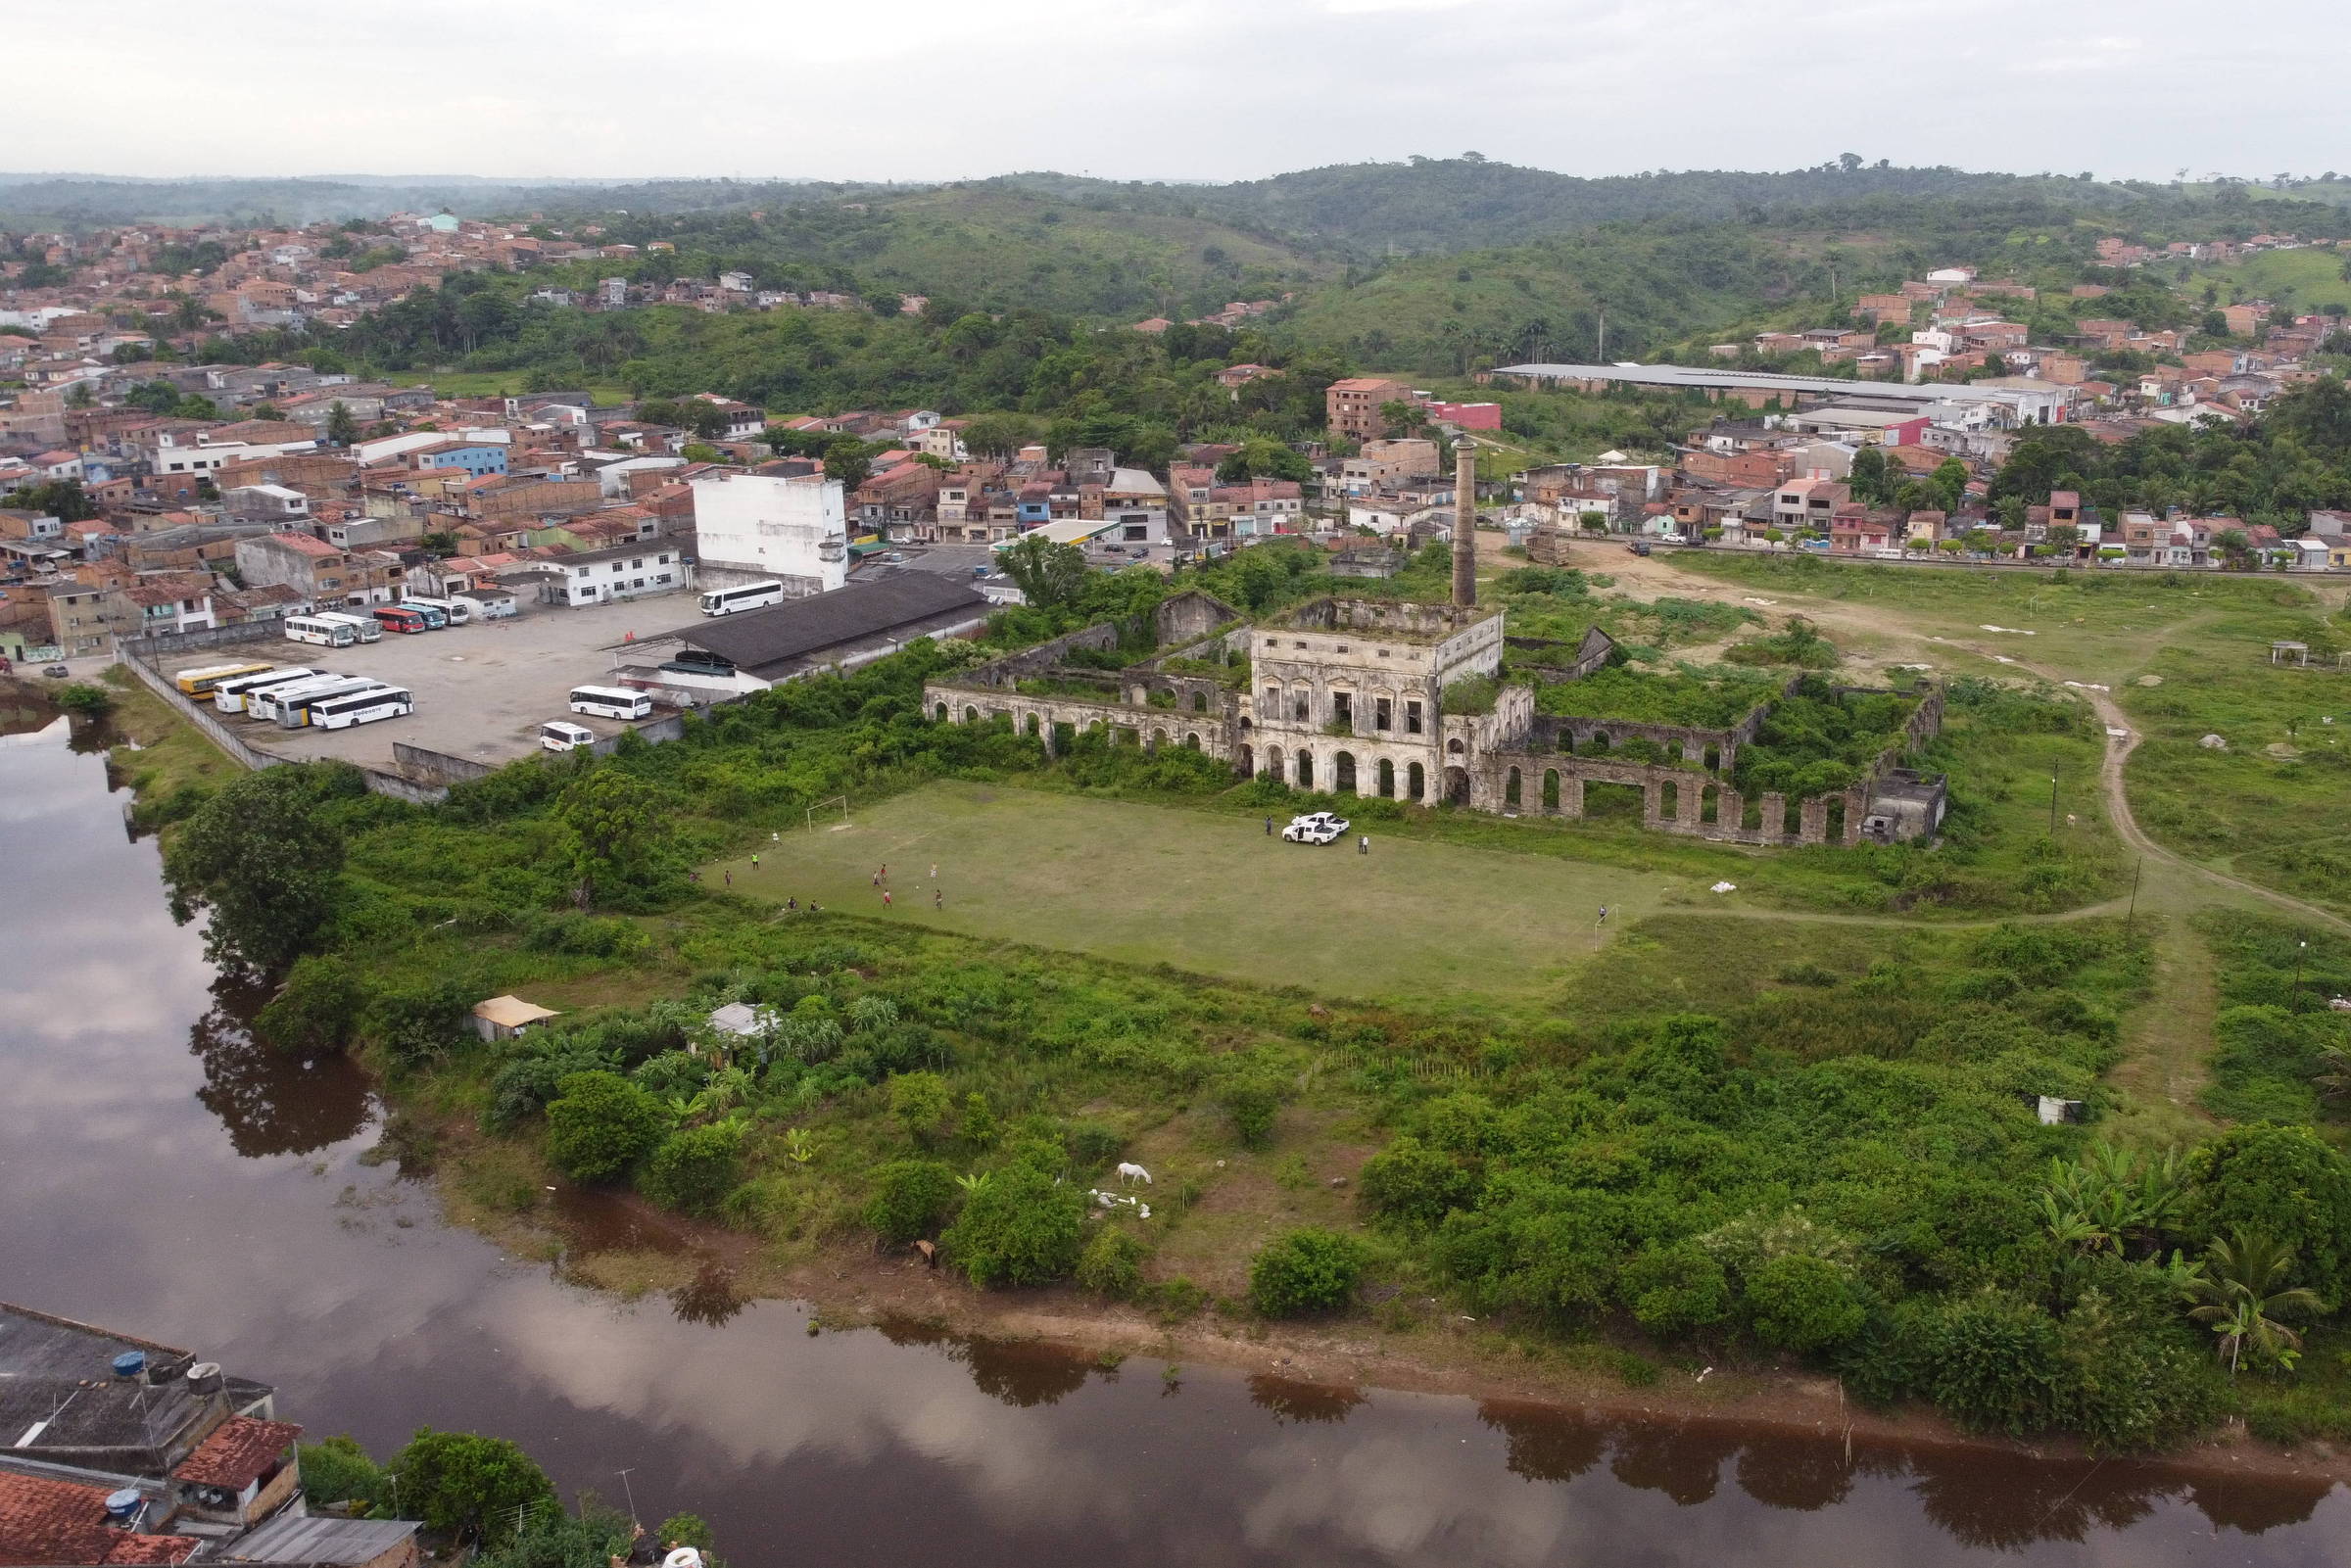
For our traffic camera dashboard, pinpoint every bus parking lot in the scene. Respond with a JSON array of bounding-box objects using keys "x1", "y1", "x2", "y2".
[{"x1": 201, "y1": 597, "x2": 682, "y2": 771}]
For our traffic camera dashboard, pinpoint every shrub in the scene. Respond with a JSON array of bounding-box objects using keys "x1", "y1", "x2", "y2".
[
  {"x1": 863, "y1": 1159, "x2": 961, "y2": 1243},
  {"x1": 960, "y1": 1091, "x2": 999, "y2": 1148},
  {"x1": 1913, "y1": 1293, "x2": 2071, "y2": 1436},
  {"x1": 1619, "y1": 1242, "x2": 1732, "y2": 1336},
  {"x1": 1221, "y1": 1072, "x2": 1282, "y2": 1149},
  {"x1": 1066, "y1": 1121, "x2": 1123, "y2": 1169},
  {"x1": 364, "y1": 978, "x2": 474, "y2": 1065},
  {"x1": 638, "y1": 1123, "x2": 743, "y2": 1214},
  {"x1": 888, "y1": 1069, "x2": 952, "y2": 1144},
  {"x1": 1076, "y1": 1226, "x2": 1148, "y2": 1299},
  {"x1": 543, "y1": 1070, "x2": 669, "y2": 1182},
  {"x1": 1249, "y1": 1227, "x2": 1365, "y2": 1317},
  {"x1": 1357, "y1": 1137, "x2": 1475, "y2": 1229},
  {"x1": 390, "y1": 1429, "x2": 554, "y2": 1545},
  {"x1": 297, "y1": 1435, "x2": 388, "y2": 1509},
  {"x1": 1745, "y1": 1254, "x2": 1865, "y2": 1353},
  {"x1": 2181, "y1": 1122, "x2": 2351, "y2": 1303},
  {"x1": 942, "y1": 1164, "x2": 1086, "y2": 1286},
  {"x1": 53, "y1": 682, "x2": 116, "y2": 717}
]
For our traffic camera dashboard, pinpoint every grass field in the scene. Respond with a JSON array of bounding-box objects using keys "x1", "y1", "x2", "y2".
[
  {"x1": 2190, "y1": 246, "x2": 2351, "y2": 313},
  {"x1": 718, "y1": 780, "x2": 1686, "y2": 1004}
]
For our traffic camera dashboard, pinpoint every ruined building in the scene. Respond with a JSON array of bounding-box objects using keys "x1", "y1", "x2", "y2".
[{"x1": 924, "y1": 585, "x2": 1946, "y2": 848}]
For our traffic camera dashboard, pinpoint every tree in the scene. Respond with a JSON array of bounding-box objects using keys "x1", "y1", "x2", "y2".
[
  {"x1": 1249, "y1": 1227, "x2": 1365, "y2": 1316},
  {"x1": 864, "y1": 1159, "x2": 961, "y2": 1243},
  {"x1": 391, "y1": 1429, "x2": 555, "y2": 1545},
  {"x1": 325, "y1": 401, "x2": 359, "y2": 447},
  {"x1": 253, "y1": 953, "x2": 366, "y2": 1054},
  {"x1": 543, "y1": 1070, "x2": 669, "y2": 1182},
  {"x1": 960, "y1": 1091, "x2": 999, "y2": 1148},
  {"x1": 1846, "y1": 445, "x2": 1891, "y2": 503},
  {"x1": 940, "y1": 1164, "x2": 1085, "y2": 1286},
  {"x1": 2182, "y1": 1230, "x2": 2327, "y2": 1373},
  {"x1": 1745, "y1": 1254, "x2": 1866, "y2": 1352},
  {"x1": 959, "y1": 411, "x2": 1041, "y2": 460},
  {"x1": 163, "y1": 765, "x2": 350, "y2": 978},
  {"x1": 1216, "y1": 438, "x2": 1313, "y2": 485},
  {"x1": 821, "y1": 435, "x2": 873, "y2": 493},
  {"x1": 997, "y1": 535, "x2": 1090, "y2": 610},
  {"x1": 53, "y1": 682, "x2": 115, "y2": 717},
  {"x1": 888, "y1": 1069, "x2": 952, "y2": 1145},
  {"x1": 1357, "y1": 1136, "x2": 1475, "y2": 1229},
  {"x1": 2181, "y1": 1123, "x2": 2351, "y2": 1304},
  {"x1": 1377, "y1": 400, "x2": 1427, "y2": 437},
  {"x1": 552, "y1": 768, "x2": 669, "y2": 910}
]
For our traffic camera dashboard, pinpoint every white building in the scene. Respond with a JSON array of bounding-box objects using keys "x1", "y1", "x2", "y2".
[
  {"x1": 552, "y1": 543, "x2": 692, "y2": 606},
  {"x1": 690, "y1": 471, "x2": 849, "y2": 595},
  {"x1": 352, "y1": 428, "x2": 512, "y2": 465}
]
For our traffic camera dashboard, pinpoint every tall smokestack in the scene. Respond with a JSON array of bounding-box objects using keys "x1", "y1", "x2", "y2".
[{"x1": 1451, "y1": 435, "x2": 1478, "y2": 608}]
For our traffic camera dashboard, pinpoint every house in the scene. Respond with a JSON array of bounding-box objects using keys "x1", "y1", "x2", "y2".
[
  {"x1": 544, "y1": 542, "x2": 691, "y2": 606},
  {"x1": 656, "y1": 572, "x2": 990, "y2": 685},
  {"x1": 472, "y1": 995, "x2": 559, "y2": 1043},
  {"x1": 691, "y1": 470, "x2": 849, "y2": 595},
  {"x1": 233, "y1": 532, "x2": 403, "y2": 607}
]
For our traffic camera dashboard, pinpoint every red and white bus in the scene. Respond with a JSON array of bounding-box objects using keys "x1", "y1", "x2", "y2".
[{"x1": 371, "y1": 605, "x2": 431, "y2": 636}]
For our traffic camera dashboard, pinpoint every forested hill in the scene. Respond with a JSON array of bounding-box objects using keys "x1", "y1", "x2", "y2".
[{"x1": 995, "y1": 160, "x2": 2172, "y2": 257}]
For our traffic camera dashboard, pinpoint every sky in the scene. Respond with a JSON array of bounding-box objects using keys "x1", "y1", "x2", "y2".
[{"x1": 8, "y1": 0, "x2": 2342, "y2": 185}]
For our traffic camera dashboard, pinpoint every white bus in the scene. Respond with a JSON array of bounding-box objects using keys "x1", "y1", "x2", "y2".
[
  {"x1": 277, "y1": 680, "x2": 394, "y2": 728},
  {"x1": 400, "y1": 595, "x2": 468, "y2": 627},
  {"x1": 284, "y1": 615, "x2": 359, "y2": 648},
  {"x1": 312, "y1": 611, "x2": 383, "y2": 643},
  {"x1": 307, "y1": 685, "x2": 413, "y2": 730},
  {"x1": 698, "y1": 581, "x2": 787, "y2": 616},
  {"x1": 249, "y1": 674, "x2": 371, "y2": 724},
  {"x1": 568, "y1": 685, "x2": 653, "y2": 720},
  {"x1": 210, "y1": 667, "x2": 316, "y2": 714}
]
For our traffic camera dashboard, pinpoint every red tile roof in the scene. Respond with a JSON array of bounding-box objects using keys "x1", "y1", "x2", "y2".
[
  {"x1": 170, "y1": 1416, "x2": 301, "y2": 1490},
  {"x1": 0, "y1": 1471, "x2": 197, "y2": 1566}
]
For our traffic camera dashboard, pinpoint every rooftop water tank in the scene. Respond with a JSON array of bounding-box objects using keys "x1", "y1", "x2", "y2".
[
  {"x1": 185, "y1": 1361, "x2": 223, "y2": 1395},
  {"x1": 104, "y1": 1489, "x2": 143, "y2": 1525},
  {"x1": 109, "y1": 1352, "x2": 145, "y2": 1380}
]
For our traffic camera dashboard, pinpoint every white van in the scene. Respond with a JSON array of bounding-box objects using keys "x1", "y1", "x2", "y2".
[
  {"x1": 569, "y1": 685, "x2": 652, "y2": 720},
  {"x1": 540, "y1": 721, "x2": 597, "y2": 752}
]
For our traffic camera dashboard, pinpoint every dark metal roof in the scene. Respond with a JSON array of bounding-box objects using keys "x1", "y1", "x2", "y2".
[
  {"x1": 218, "y1": 1511, "x2": 420, "y2": 1565},
  {"x1": 673, "y1": 573, "x2": 986, "y2": 676}
]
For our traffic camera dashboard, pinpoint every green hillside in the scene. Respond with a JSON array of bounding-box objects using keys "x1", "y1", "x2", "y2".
[{"x1": 2189, "y1": 245, "x2": 2351, "y2": 312}]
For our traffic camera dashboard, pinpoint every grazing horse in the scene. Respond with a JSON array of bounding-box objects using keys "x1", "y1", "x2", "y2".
[{"x1": 1115, "y1": 1162, "x2": 1153, "y2": 1186}]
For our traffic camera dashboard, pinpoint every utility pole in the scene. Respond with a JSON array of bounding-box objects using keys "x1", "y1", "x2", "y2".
[
  {"x1": 616, "y1": 1468, "x2": 639, "y2": 1530},
  {"x1": 2048, "y1": 766, "x2": 2059, "y2": 837},
  {"x1": 2295, "y1": 937, "x2": 2308, "y2": 1010},
  {"x1": 2126, "y1": 857, "x2": 2142, "y2": 927}
]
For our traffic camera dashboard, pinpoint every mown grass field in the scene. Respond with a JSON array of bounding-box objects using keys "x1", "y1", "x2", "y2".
[{"x1": 720, "y1": 780, "x2": 1684, "y2": 1004}]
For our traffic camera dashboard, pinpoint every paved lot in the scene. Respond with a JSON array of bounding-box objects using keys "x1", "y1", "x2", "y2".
[{"x1": 197, "y1": 595, "x2": 691, "y2": 771}]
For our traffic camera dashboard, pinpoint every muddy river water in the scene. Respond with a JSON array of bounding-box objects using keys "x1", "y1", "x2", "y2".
[{"x1": 2, "y1": 720, "x2": 2344, "y2": 1565}]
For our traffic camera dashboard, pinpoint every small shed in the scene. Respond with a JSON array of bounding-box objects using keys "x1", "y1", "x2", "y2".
[
  {"x1": 472, "y1": 995, "x2": 559, "y2": 1043},
  {"x1": 2272, "y1": 640, "x2": 2311, "y2": 667}
]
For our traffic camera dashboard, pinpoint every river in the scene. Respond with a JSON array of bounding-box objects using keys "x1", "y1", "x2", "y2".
[{"x1": 2, "y1": 717, "x2": 2345, "y2": 1567}]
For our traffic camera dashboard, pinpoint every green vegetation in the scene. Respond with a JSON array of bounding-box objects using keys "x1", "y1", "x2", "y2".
[
  {"x1": 1249, "y1": 1228, "x2": 1366, "y2": 1316},
  {"x1": 1533, "y1": 665, "x2": 1779, "y2": 728},
  {"x1": 1732, "y1": 679, "x2": 1918, "y2": 797},
  {"x1": 1723, "y1": 617, "x2": 1841, "y2": 670}
]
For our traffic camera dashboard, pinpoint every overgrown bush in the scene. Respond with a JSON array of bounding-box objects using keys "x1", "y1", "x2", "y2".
[
  {"x1": 1076, "y1": 1226, "x2": 1148, "y2": 1299},
  {"x1": 638, "y1": 1123, "x2": 743, "y2": 1214},
  {"x1": 1250, "y1": 1227, "x2": 1364, "y2": 1316},
  {"x1": 543, "y1": 1071, "x2": 669, "y2": 1182},
  {"x1": 863, "y1": 1159, "x2": 961, "y2": 1243},
  {"x1": 942, "y1": 1164, "x2": 1086, "y2": 1286}
]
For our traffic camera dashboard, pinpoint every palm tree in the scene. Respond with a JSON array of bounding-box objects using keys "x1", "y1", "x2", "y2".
[{"x1": 2181, "y1": 1230, "x2": 2327, "y2": 1373}]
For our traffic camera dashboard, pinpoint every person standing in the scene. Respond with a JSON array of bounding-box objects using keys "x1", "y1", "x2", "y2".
[
  {"x1": 1265, "y1": 815, "x2": 1274, "y2": 836},
  {"x1": 883, "y1": 888, "x2": 893, "y2": 908},
  {"x1": 934, "y1": 887, "x2": 943, "y2": 910},
  {"x1": 1359, "y1": 834, "x2": 1369, "y2": 855},
  {"x1": 930, "y1": 863, "x2": 937, "y2": 880}
]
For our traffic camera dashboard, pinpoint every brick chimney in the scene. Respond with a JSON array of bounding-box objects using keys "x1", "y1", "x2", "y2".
[{"x1": 1451, "y1": 436, "x2": 1478, "y2": 608}]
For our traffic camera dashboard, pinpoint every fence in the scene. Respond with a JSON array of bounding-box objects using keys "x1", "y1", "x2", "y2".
[{"x1": 119, "y1": 620, "x2": 286, "y2": 662}]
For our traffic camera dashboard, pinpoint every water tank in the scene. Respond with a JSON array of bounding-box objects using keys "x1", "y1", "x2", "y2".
[
  {"x1": 185, "y1": 1361, "x2": 223, "y2": 1395},
  {"x1": 110, "y1": 1351, "x2": 145, "y2": 1380},
  {"x1": 105, "y1": 1489, "x2": 143, "y2": 1526}
]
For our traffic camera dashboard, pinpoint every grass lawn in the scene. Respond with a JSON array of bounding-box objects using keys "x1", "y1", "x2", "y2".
[
  {"x1": 1665, "y1": 552, "x2": 2325, "y2": 685},
  {"x1": 716, "y1": 779, "x2": 1685, "y2": 1004}
]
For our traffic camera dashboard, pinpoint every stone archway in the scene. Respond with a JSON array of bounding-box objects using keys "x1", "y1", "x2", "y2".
[
  {"x1": 964, "y1": 705, "x2": 979, "y2": 724},
  {"x1": 1334, "y1": 751, "x2": 1357, "y2": 793},
  {"x1": 1377, "y1": 758, "x2": 1395, "y2": 797},
  {"x1": 934, "y1": 701, "x2": 948, "y2": 722},
  {"x1": 1238, "y1": 742, "x2": 1254, "y2": 776},
  {"x1": 1151, "y1": 728, "x2": 1168, "y2": 749},
  {"x1": 1025, "y1": 713, "x2": 1040, "y2": 736},
  {"x1": 1444, "y1": 766, "x2": 1470, "y2": 806},
  {"x1": 1408, "y1": 761, "x2": 1426, "y2": 800},
  {"x1": 1505, "y1": 766, "x2": 1522, "y2": 807},
  {"x1": 1184, "y1": 732, "x2": 1202, "y2": 749},
  {"x1": 1543, "y1": 768, "x2": 1560, "y2": 811},
  {"x1": 1265, "y1": 745, "x2": 1284, "y2": 781},
  {"x1": 1296, "y1": 749, "x2": 1315, "y2": 788}
]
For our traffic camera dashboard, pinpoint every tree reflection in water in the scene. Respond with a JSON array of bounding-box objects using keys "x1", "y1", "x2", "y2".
[
  {"x1": 1245, "y1": 1373, "x2": 1367, "y2": 1425},
  {"x1": 1473, "y1": 1400, "x2": 2332, "y2": 1546},
  {"x1": 669, "y1": 1260, "x2": 748, "y2": 1327},
  {"x1": 189, "y1": 977, "x2": 370, "y2": 1158},
  {"x1": 873, "y1": 1321, "x2": 1101, "y2": 1409}
]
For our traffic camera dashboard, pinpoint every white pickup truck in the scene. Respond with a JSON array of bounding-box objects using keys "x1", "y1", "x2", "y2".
[{"x1": 1281, "y1": 811, "x2": 1352, "y2": 845}]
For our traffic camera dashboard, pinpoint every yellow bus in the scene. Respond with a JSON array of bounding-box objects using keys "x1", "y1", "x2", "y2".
[{"x1": 172, "y1": 661, "x2": 277, "y2": 699}]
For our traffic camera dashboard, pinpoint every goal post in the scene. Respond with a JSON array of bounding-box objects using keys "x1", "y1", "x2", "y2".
[{"x1": 806, "y1": 795, "x2": 849, "y2": 832}]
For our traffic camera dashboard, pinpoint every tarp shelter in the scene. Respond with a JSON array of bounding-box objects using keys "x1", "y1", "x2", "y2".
[{"x1": 472, "y1": 994, "x2": 559, "y2": 1043}]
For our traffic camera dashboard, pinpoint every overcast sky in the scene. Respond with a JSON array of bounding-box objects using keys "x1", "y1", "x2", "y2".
[{"x1": 11, "y1": 0, "x2": 2339, "y2": 184}]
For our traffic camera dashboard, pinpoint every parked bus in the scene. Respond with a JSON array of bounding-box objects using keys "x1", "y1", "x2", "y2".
[
  {"x1": 173, "y1": 661, "x2": 276, "y2": 698},
  {"x1": 285, "y1": 615, "x2": 360, "y2": 648},
  {"x1": 371, "y1": 605, "x2": 431, "y2": 636},
  {"x1": 567, "y1": 685, "x2": 653, "y2": 720},
  {"x1": 399, "y1": 595, "x2": 468, "y2": 627},
  {"x1": 276, "y1": 680, "x2": 394, "y2": 729},
  {"x1": 210, "y1": 667, "x2": 315, "y2": 714},
  {"x1": 698, "y1": 581, "x2": 787, "y2": 616},
  {"x1": 248, "y1": 674, "x2": 370, "y2": 724},
  {"x1": 306, "y1": 685, "x2": 413, "y2": 730},
  {"x1": 312, "y1": 611, "x2": 383, "y2": 643}
]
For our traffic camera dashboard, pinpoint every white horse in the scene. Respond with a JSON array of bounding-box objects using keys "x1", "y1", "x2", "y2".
[{"x1": 1115, "y1": 1162, "x2": 1153, "y2": 1186}]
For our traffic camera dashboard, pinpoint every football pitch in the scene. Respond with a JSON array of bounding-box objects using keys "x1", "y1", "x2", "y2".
[{"x1": 718, "y1": 780, "x2": 1688, "y2": 1001}]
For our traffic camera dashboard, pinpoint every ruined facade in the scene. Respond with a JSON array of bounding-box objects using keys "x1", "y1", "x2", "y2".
[{"x1": 925, "y1": 593, "x2": 1947, "y2": 847}]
